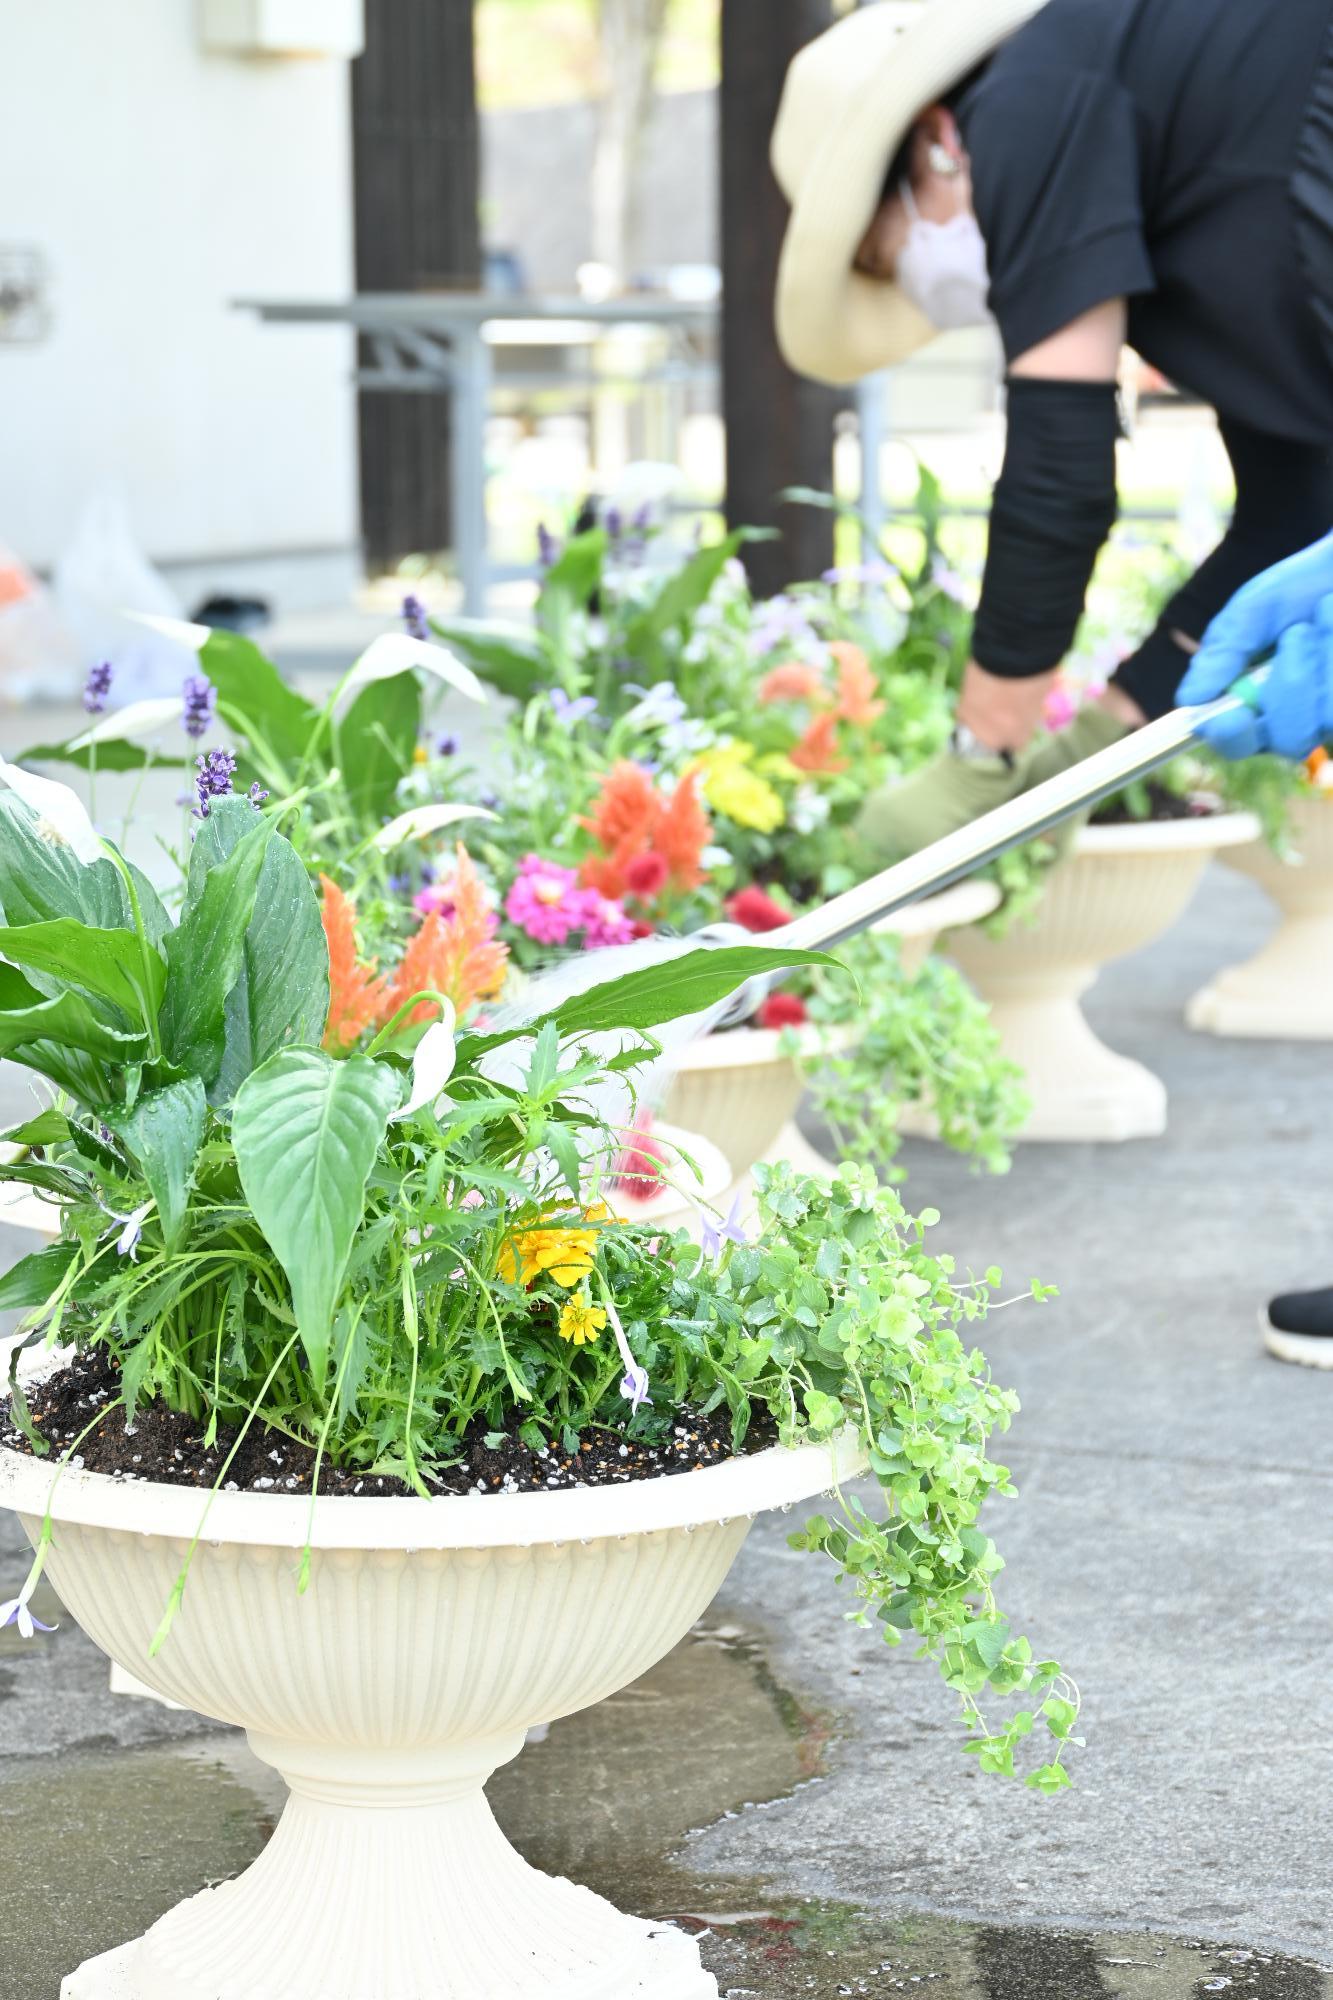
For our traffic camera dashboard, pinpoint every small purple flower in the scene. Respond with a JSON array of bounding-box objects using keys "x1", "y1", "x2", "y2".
[
  {"x1": 82, "y1": 661, "x2": 113, "y2": 714},
  {"x1": 822, "y1": 559, "x2": 895, "y2": 588},
  {"x1": 387, "y1": 871, "x2": 410, "y2": 897},
  {"x1": 549, "y1": 688, "x2": 598, "y2": 727},
  {"x1": 402, "y1": 594, "x2": 431, "y2": 642},
  {"x1": 436, "y1": 733, "x2": 459, "y2": 758},
  {"x1": 604, "y1": 505, "x2": 623, "y2": 543},
  {"x1": 182, "y1": 674, "x2": 217, "y2": 741},
  {"x1": 537, "y1": 523, "x2": 559, "y2": 570},
  {"x1": 700, "y1": 1194, "x2": 749, "y2": 1261},
  {"x1": 620, "y1": 1365, "x2": 652, "y2": 1415},
  {"x1": 248, "y1": 781, "x2": 269, "y2": 807},
  {"x1": 0, "y1": 1586, "x2": 55, "y2": 1640},
  {"x1": 193, "y1": 747, "x2": 237, "y2": 819}
]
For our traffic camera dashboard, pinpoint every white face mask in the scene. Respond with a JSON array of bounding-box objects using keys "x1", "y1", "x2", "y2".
[{"x1": 894, "y1": 180, "x2": 994, "y2": 331}]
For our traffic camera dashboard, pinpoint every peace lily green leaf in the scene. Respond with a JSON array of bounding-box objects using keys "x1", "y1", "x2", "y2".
[
  {"x1": 18, "y1": 738, "x2": 175, "y2": 775},
  {"x1": 0, "y1": 1241, "x2": 79, "y2": 1314},
  {"x1": 190, "y1": 799, "x2": 329, "y2": 1105},
  {"x1": 0, "y1": 962, "x2": 146, "y2": 1068},
  {"x1": 105, "y1": 1077, "x2": 207, "y2": 1252},
  {"x1": 160, "y1": 811, "x2": 276, "y2": 1085},
  {"x1": 423, "y1": 616, "x2": 552, "y2": 700},
  {"x1": 0, "y1": 919, "x2": 166, "y2": 1026},
  {"x1": 0, "y1": 1109, "x2": 70, "y2": 1149},
  {"x1": 623, "y1": 529, "x2": 771, "y2": 675},
  {"x1": 0, "y1": 793, "x2": 128, "y2": 930},
  {"x1": 231, "y1": 1049, "x2": 400, "y2": 1383},
  {"x1": 200, "y1": 629, "x2": 320, "y2": 774},
  {"x1": 337, "y1": 671, "x2": 422, "y2": 826}
]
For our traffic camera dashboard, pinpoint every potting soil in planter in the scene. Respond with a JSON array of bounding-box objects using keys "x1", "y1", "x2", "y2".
[{"x1": 2, "y1": 1349, "x2": 775, "y2": 1498}]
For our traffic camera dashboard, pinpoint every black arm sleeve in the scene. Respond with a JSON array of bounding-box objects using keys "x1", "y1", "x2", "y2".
[
  {"x1": 1113, "y1": 417, "x2": 1333, "y2": 720},
  {"x1": 970, "y1": 377, "x2": 1121, "y2": 680}
]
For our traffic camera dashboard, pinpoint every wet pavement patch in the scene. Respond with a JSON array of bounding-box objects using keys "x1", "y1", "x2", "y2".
[{"x1": 2, "y1": 1607, "x2": 1327, "y2": 2000}]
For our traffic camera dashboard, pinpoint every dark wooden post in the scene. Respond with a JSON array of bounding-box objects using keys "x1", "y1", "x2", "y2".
[
  {"x1": 720, "y1": 0, "x2": 841, "y2": 596},
  {"x1": 351, "y1": 0, "x2": 482, "y2": 570}
]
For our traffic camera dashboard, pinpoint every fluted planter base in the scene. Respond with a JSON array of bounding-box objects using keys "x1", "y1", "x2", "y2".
[
  {"x1": 946, "y1": 816, "x2": 1258, "y2": 1143},
  {"x1": 65, "y1": 1752, "x2": 712, "y2": 1999},
  {"x1": 0, "y1": 1409, "x2": 862, "y2": 2000},
  {"x1": 1188, "y1": 797, "x2": 1333, "y2": 1040}
]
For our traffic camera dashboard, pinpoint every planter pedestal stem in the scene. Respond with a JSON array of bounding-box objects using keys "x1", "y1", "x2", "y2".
[
  {"x1": 65, "y1": 1734, "x2": 713, "y2": 1999},
  {"x1": 1187, "y1": 798, "x2": 1333, "y2": 1040}
]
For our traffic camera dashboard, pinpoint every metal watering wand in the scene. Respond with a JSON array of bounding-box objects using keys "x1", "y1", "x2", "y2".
[{"x1": 708, "y1": 672, "x2": 1269, "y2": 1024}]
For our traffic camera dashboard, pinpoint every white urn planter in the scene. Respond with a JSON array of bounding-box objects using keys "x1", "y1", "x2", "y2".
[
  {"x1": 945, "y1": 814, "x2": 1259, "y2": 1142},
  {"x1": 664, "y1": 879, "x2": 1000, "y2": 1176},
  {"x1": 0, "y1": 1424, "x2": 862, "y2": 2000},
  {"x1": 1187, "y1": 794, "x2": 1333, "y2": 1039}
]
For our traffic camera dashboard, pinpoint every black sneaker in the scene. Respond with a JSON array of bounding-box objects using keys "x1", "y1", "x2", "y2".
[{"x1": 1263, "y1": 1287, "x2": 1333, "y2": 1369}]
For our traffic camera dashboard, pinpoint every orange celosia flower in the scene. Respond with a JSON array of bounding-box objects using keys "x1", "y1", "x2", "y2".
[
  {"x1": 579, "y1": 761, "x2": 659, "y2": 857},
  {"x1": 384, "y1": 845, "x2": 508, "y2": 1025},
  {"x1": 654, "y1": 770, "x2": 711, "y2": 890},
  {"x1": 829, "y1": 641, "x2": 884, "y2": 725},
  {"x1": 320, "y1": 876, "x2": 388, "y2": 1053},
  {"x1": 789, "y1": 712, "x2": 849, "y2": 775},
  {"x1": 1306, "y1": 745, "x2": 1329, "y2": 784},
  {"x1": 758, "y1": 659, "x2": 825, "y2": 705}
]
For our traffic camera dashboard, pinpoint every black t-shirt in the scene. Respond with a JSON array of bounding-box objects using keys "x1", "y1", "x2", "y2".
[{"x1": 959, "y1": 0, "x2": 1333, "y2": 442}]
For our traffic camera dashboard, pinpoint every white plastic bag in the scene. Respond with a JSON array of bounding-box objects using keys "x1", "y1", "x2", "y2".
[
  {"x1": 0, "y1": 546, "x2": 82, "y2": 703},
  {"x1": 54, "y1": 491, "x2": 195, "y2": 702}
]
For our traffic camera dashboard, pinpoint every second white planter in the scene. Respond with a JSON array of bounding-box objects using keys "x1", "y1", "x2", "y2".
[
  {"x1": 945, "y1": 814, "x2": 1259, "y2": 1142},
  {"x1": 664, "y1": 879, "x2": 1000, "y2": 1177},
  {"x1": 1187, "y1": 793, "x2": 1333, "y2": 1039}
]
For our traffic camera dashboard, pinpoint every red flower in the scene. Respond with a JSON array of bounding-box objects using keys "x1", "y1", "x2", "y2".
[
  {"x1": 726, "y1": 885, "x2": 791, "y2": 934},
  {"x1": 759, "y1": 992, "x2": 808, "y2": 1030},
  {"x1": 625, "y1": 850, "x2": 670, "y2": 900},
  {"x1": 630, "y1": 919, "x2": 655, "y2": 940}
]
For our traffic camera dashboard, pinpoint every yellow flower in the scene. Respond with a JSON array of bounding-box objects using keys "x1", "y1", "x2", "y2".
[
  {"x1": 695, "y1": 742, "x2": 786, "y2": 834},
  {"x1": 497, "y1": 1204, "x2": 612, "y2": 1290},
  {"x1": 558, "y1": 1299, "x2": 607, "y2": 1346},
  {"x1": 412, "y1": 744, "x2": 429, "y2": 766}
]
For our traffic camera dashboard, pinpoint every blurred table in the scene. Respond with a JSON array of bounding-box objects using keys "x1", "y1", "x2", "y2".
[{"x1": 237, "y1": 294, "x2": 718, "y2": 614}]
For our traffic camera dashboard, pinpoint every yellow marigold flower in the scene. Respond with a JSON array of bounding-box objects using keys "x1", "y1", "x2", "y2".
[
  {"x1": 558, "y1": 1300, "x2": 607, "y2": 1346},
  {"x1": 497, "y1": 1204, "x2": 612, "y2": 1290},
  {"x1": 696, "y1": 742, "x2": 785, "y2": 834}
]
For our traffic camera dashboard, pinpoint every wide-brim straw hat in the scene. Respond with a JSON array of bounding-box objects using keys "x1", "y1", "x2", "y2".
[{"x1": 772, "y1": 0, "x2": 1049, "y2": 385}]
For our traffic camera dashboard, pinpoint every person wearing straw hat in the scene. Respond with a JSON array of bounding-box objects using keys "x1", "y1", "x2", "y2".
[{"x1": 771, "y1": 0, "x2": 1333, "y2": 862}]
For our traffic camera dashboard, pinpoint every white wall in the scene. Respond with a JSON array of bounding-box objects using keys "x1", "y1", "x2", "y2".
[{"x1": 0, "y1": 0, "x2": 359, "y2": 596}]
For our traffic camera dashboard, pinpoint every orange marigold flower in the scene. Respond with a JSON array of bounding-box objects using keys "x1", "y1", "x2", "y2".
[
  {"x1": 654, "y1": 769, "x2": 711, "y2": 891},
  {"x1": 497, "y1": 1204, "x2": 613, "y2": 1290},
  {"x1": 789, "y1": 711, "x2": 849, "y2": 775},
  {"x1": 829, "y1": 641, "x2": 884, "y2": 725},
  {"x1": 320, "y1": 875, "x2": 388, "y2": 1053},
  {"x1": 384, "y1": 845, "x2": 508, "y2": 1025},
  {"x1": 758, "y1": 659, "x2": 826, "y2": 705}
]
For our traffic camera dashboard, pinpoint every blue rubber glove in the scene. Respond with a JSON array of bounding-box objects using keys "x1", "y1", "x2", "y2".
[{"x1": 1177, "y1": 531, "x2": 1333, "y2": 759}]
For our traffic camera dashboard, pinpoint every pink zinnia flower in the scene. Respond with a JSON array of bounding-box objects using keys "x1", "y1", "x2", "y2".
[
  {"x1": 1043, "y1": 684, "x2": 1080, "y2": 732},
  {"x1": 578, "y1": 890, "x2": 635, "y2": 949},
  {"x1": 414, "y1": 883, "x2": 456, "y2": 919},
  {"x1": 505, "y1": 854, "x2": 585, "y2": 945}
]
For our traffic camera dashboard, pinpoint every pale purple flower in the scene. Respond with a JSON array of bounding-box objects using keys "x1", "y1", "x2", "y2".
[
  {"x1": 248, "y1": 781, "x2": 269, "y2": 807},
  {"x1": 436, "y1": 733, "x2": 459, "y2": 758},
  {"x1": 182, "y1": 675, "x2": 217, "y2": 740},
  {"x1": 536, "y1": 523, "x2": 559, "y2": 569},
  {"x1": 0, "y1": 1585, "x2": 55, "y2": 1640},
  {"x1": 749, "y1": 594, "x2": 821, "y2": 660},
  {"x1": 401, "y1": 594, "x2": 431, "y2": 642},
  {"x1": 82, "y1": 661, "x2": 113, "y2": 714},
  {"x1": 604, "y1": 505, "x2": 623, "y2": 543},
  {"x1": 549, "y1": 688, "x2": 598, "y2": 727},
  {"x1": 193, "y1": 747, "x2": 236, "y2": 818},
  {"x1": 822, "y1": 559, "x2": 895, "y2": 587},
  {"x1": 931, "y1": 556, "x2": 975, "y2": 607},
  {"x1": 112, "y1": 1199, "x2": 153, "y2": 1260},
  {"x1": 700, "y1": 1194, "x2": 748, "y2": 1261},
  {"x1": 620, "y1": 1365, "x2": 652, "y2": 1415}
]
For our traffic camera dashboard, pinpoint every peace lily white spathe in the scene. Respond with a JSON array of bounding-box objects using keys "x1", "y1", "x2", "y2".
[
  {"x1": 392, "y1": 1012, "x2": 458, "y2": 1122},
  {"x1": 333, "y1": 634, "x2": 487, "y2": 719},
  {"x1": 70, "y1": 697, "x2": 186, "y2": 750},
  {"x1": 0, "y1": 758, "x2": 103, "y2": 865},
  {"x1": 371, "y1": 801, "x2": 497, "y2": 853}
]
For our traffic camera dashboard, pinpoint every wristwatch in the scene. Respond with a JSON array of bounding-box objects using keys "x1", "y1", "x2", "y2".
[{"x1": 950, "y1": 723, "x2": 1016, "y2": 770}]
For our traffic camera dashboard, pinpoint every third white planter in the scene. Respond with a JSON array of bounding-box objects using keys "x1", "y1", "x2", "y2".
[
  {"x1": 945, "y1": 814, "x2": 1259, "y2": 1142},
  {"x1": 1187, "y1": 793, "x2": 1333, "y2": 1039}
]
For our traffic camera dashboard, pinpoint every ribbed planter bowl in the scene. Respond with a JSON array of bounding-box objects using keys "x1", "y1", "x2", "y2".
[
  {"x1": 945, "y1": 815, "x2": 1258, "y2": 1142},
  {"x1": 1187, "y1": 794, "x2": 1333, "y2": 1039},
  {"x1": 0, "y1": 1425, "x2": 862, "y2": 2000},
  {"x1": 664, "y1": 879, "x2": 1000, "y2": 1175}
]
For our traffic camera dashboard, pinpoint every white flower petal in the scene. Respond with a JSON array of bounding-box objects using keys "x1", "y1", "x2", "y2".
[
  {"x1": 125, "y1": 611, "x2": 212, "y2": 651},
  {"x1": 334, "y1": 634, "x2": 486, "y2": 720},
  {"x1": 70, "y1": 696, "x2": 185, "y2": 749},
  {"x1": 0, "y1": 758, "x2": 104, "y2": 864},
  {"x1": 371, "y1": 802, "x2": 497, "y2": 852},
  {"x1": 393, "y1": 1010, "x2": 457, "y2": 1121}
]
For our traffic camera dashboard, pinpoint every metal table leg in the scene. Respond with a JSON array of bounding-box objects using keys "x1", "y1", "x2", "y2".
[{"x1": 451, "y1": 325, "x2": 492, "y2": 616}]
